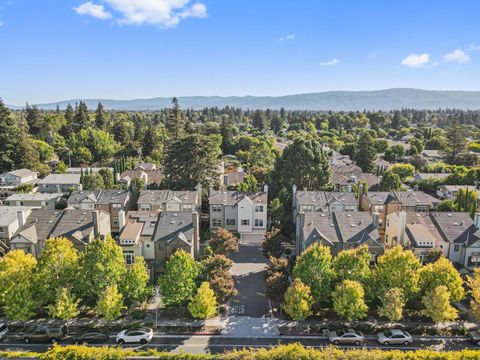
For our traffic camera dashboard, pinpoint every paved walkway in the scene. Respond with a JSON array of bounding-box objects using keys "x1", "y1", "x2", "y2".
[{"x1": 221, "y1": 316, "x2": 280, "y2": 337}]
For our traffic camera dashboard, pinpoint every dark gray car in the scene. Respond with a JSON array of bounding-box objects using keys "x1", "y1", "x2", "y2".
[{"x1": 23, "y1": 324, "x2": 68, "y2": 343}]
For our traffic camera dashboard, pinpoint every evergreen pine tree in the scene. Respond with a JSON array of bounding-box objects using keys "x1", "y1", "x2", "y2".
[
  {"x1": 95, "y1": 102, "x2": 108, "y2": 131},
  {"x1": 167, "y1": 97, "x2": 183, "y2": 140},
  {"x1": 0, "y1": 99, "x2": 20, "y2": 173},
  {"x1": 355, "y1": 131, "x2": 376, "y2": 173}
]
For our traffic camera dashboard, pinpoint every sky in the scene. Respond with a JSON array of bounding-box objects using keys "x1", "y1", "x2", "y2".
[{"x1": 1, "y1": 0, "x2": 480, "y2": 105}]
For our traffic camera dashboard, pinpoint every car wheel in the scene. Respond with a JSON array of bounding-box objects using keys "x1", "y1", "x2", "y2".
[
  {"x1": 24, "y1": 337, "x2": 31, "y2": 344},
  {"x1": 333, "y1": 340, "x2": 340, "y2": 345},
  {"x1": 404, "y1": 341, "x2": 410, "y2": 346},
  {"x1": 117, "y1": 339, "x2": 125, "y2": 345},
  {"x1": 354, "y1": 340, "x2": 361, "y2": 346},
  {"x1": 476, "y1": 340, "x2": 480, "y2": 346},
  {"x1": 384, "y1": 341, "x2": 389, "y2": 346},
  {"x1": 140, "y1": 338, "x2": 147, "y2": 344}
]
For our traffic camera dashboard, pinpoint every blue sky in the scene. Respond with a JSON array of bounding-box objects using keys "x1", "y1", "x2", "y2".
[{"x1": 1, "y1": 0, "x2": 480, "y2": 105}]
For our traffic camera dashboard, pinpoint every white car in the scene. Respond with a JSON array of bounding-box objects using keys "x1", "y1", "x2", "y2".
[
  {"x1": 377, "y1": 329, "x2": 413, "y2": 345},
  {"x1": 116, "y1": 328, "x2": 153, "y2": 344}
]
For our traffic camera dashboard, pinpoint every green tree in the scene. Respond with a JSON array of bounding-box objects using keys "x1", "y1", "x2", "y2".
[
  {"x1": 81, "y1": 173, "x2": 105, "y2": 190},
  {"x1": 283, "y1": 279, "x2": 313, "y2": 320},
  {"x1": 236, "y1": 174, "x2": 258, "y2": 192},
  {"x1": 95, "y1": 102, "x2": 108, "y2": 131},
  {"x1": 0, "y1": 99, "x2": 20, "y2": 173},
  {"x1": 33, "y1": 139, "x2": 54, "y2": 162},
  {"x1": 271, "y1": 137, "x2": 332, "y2": 193},
  {"x1": 371, "y1": 245, "x2": 421, "y2": 302},
  {"x1": 421, "y1": 285, "x2": 458, "y2": 323},
  {"x1": 208, "y1": 228, "x2": 239, "y2": 256},
  {"x1": 160, "y1": 250, "x2": 199, "y2": 306},
  {"x1": 467, "y1": 268, "x2": 480, "y2": 321},
  {"x1": 166, "y1": 97, "x2": 183, "y2": 140},
  {"x1": 25, "y1": 104, "x2": 44, "y2": 136},
  {"x1": 96, "y1": 285, "x2": 125, "y2": 320},
  {"x1": 293, "y1": 244, "x2": 333, "y2": 304},
  {"x1": 120, "y1": 257, "x2": 150, "y2": 306},
  {"x1": 355, "y1": 131, "x2": 377, "y2": 173},
  {"x1": 73, "y1": 101, "x2": 91, "y2": 131},
  {"x1": 252, "y1": 110, "x2": 269, "y2": 131},
  {"x1": 418, "y1": 257, "x2": 464, "y2": 302},
  {"x1": 332, "y1": 280, "x2": 368, "y2": 321},
  {"x1": 76, "y1": 237, "x2": 126, "y2": 302},
  {"x1": 4, "y1": 283, "x2": 36, "y2": 321},
  {"x1": 262, "y1": 228, "x2": 283, "y2": 258},
  {"x1": 0, "y1": 250, "x2": 37, "y2": 305},
  {"x1": 47, "y1": 287, "x2": 80, "y2": 321},
  {"x1": 384, "y1": 144, "x2": 405, "y2": 162},
  {"x1": 163, "y1": 134, "x2": 222, "y2": 189},
  {"x1": 446, "y1": 119, "x2": 467, "y2": 165},
  {"x1": 188, "y1": 282, "x2": 217, "y2": 319},
  {"x1": 332, "y1": 245, "x2": 371, "y2": 285},
  {"x1": 270, "y1": 198, "x2": 283, "y2": 229},
  {"x1": 379, "y1": 171, "x2": 403, "y2": 191},
  {"x1": 377, "y1": 287, "x2": 405, "y2": 321},
  {"x1": 33, "y1": 238, "x2": 79, "y2": 305},
  {"x1": 389, "y1": 163, "x2": 416, "y2": 182},
  {"x1": 99, "y1": 168, "x2": 114, "y2": 189}
]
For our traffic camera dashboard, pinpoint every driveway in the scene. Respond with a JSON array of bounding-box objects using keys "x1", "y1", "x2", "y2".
[{"x1": 227, "y1": 233, "x2": 271, "y2": 318}]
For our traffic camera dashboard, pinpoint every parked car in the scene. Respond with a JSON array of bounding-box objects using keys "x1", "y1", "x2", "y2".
[
  {"x1": 377, "y1": 329, "x2": 413, "y2": 345},
  {"x1": 469, "y1": 329, "x2": 480, "y2": 346},
  {"x1": 328, "y1": 329, "x2": 365, "y2": 346},
  {"x1": 23, "y1": 324, "x2": 68, "y2": 343},
  {"x1": 115, "y1": 328, "x2": 153, "y2": 344},
  {"x1": 73, "y1": 332, "x2": 109, "y2": 344},
  {"x1": 0, "y1": 323, "x2": 8, "y2": 340}
]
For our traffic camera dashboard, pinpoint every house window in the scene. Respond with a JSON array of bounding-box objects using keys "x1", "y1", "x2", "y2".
[
  {"x1": 255, "y1": 205, "x2": 264, "y2": 213},
  {"x1": 112, "y1": 204, "x2": 122, "y2": 208},
  {"x1": 374, "y1": 205, "x2": 383, "y2": 212},
  {"x1": 254, "y1": 219, "x2": 264, "y2": 227},
  {"x1": 0, "y1": 227, "x2": 4, "y2": 233},
  {"x1": 113, "y1": 220, "x2": 119, "y2": 225},
  {"x1": 416, "y1": 205, "x2": 428, "y2": 212},
  {"x1": 241, "y1": 219, "x2": 250, "y2": 226},
  {"x1": 123, "y1": 250, "x2": 135, "y2": 265},
  {"x1": 226, "y1": 219, "x2": 235, "y2": 226},
  {"x1": 183, "y1": 204, "x2": 192, "y2": 210},
  {"x1": 212, "y1": 205, "x2": 222, "y2": 212},
  {"x1": 454, "y1": 244, "x2": 460, "y2": 252},
  {"x1": 469, "y1": 253, "x2": 480, "y2": 267},
  {"x1": 212, "y1": 219, "x2": 222, "y2": 227}
]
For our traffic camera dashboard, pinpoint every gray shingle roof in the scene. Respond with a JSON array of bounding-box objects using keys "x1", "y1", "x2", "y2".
[
  {"x1": 296, "y1": 191, "x2": 357, "y2": 207},
  {"x1": 4, "y1": 169, "x2": 37, "y2": 178},
  {"x1": 153, "y1": 212, "x2": 193, "y2": 245},
  {"x1": 365, "y1": 191, "x2": 439, "y2": 207},
  {"x1": 138, "y1": 190, "x2": 198, "y2": 205},
  {"x1": 15, "y1": 209, "x2": 63, "y2": 243},
  {"x1": 430, "y1": 212, "x2": 479, "y2": 245},
  {"x1": 209, "y1": 190, "x2": 267, "y2": 205},
  {"x1": 0, "y1": 206, "x2": 33, "y2": 226},
  {"x1": 38, "y1": 174, "x2": 81, "y2": 184},
  {"x1": 6, "y1": 193, "x2": 62, "y2": 202}
]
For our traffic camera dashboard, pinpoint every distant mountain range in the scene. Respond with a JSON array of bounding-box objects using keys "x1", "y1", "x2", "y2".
[{"x1": 8, "y1": 88, "x2": 480, "y2": 111}]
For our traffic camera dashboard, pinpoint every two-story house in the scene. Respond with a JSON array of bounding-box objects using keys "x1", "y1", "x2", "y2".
[
  {"x1": 360, "y1": 190, "x2": 439, "y2": 240},
  {"x1": 437, "y1": 185, "x2": 479, "y2": 201},
  {"x1": 137, "y1": 188, "x2": 201, "y2": 212},
  {"x1": 292, "y1": 186, "x2": 357, "y2": 223},
  {"x1": 10, "y1": 209, "x2": 110, "y2": 258},
  {"x1": 209, "y1": 187, "x2": 268, "y2": 238},
  {"x1": 67, "y1": 190, "x2": 134, "y2": 234},
  {"x1": 37, "y1": 174, "x2": 82, "y2": 193},
  {"x1": 4, "y1": 193, "x2": 63, "y2": 210},
  {"x1": 0, "y1": 206, "x2": 34, "y2": 253},
  {"x1": 295, "y1": 211, "x2": 383, "y2": 261}
]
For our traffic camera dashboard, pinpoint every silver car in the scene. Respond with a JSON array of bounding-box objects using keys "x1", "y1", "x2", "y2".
[
  {"x1": 328, "y1": 329, "x2": 365, "y2": 346},
  {"x1": 377, "y1": 329, "x2": 413, "y2": 346}
]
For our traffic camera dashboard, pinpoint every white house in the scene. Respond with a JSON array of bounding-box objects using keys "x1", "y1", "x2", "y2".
[
  {"x1": 4, "y1": 193, "x2": 62, "y2": 210},
  {"x1": 37, "y1": 174, "x2": 82, "y2": 193},
  {"x1": 0, "y1": 169, "x2": 37, "y2": 186},
  {"x1": 209, "y1": 186, "x2": 268, "y2": 238},
  {"x1": 137, "y1": 188, "x2": 201, "y2": 212}
]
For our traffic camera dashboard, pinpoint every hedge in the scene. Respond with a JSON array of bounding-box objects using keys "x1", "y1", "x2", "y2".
[{"x1": 2, "y1": 344, "x2": 480, "y2": 360}]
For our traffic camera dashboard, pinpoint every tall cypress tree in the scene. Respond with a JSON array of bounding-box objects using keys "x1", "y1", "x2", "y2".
[
  {"x1": 0, "y1": 99, "x2": 20, "y2": 173},
  {"x1": 355, "y1": 131, "x2": 376, "y2": 173},
  {"x1": 166, "y1": 97, "x2": 183, "y2": 140},
  {"x1": 73, "y1": 101, "x2": 91, "y2": 131},
  {"x1": 95, "y1": 102, "x2": 108, "y2": 131}
]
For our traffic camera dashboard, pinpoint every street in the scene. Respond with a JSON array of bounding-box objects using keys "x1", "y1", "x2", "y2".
[{"x1": 0, "y1": 334, "x2": 479, "y2": 354}]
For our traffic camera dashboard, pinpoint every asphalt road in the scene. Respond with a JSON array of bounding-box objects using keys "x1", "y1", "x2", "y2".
[{"x1": 1, "y1": 334, "x2": 479, "y2": 354}]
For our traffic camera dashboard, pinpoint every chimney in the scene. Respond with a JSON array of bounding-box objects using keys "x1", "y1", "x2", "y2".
[
  {"x1": 373, "y1": 212, "x2": 380, "y2": 229},
  {"x1": 475, "y1": 213, "x2": 480, "y2": 229},
  {"x1": 296, "y1": 211, "x2": 306, "y2": 255},
  {"x1": 92, "y1": 210, "x2": 100, "y2": 238},
  {"x1": 398, "y1": 210, "x2": 407, "y2": 245},
  {"x1": 192, "y1": 211, "x2": 200, "y2": 259},
  {"x1": 195, "y1": 184, "x2": 202, "y2": 210},
  {"x1": 118, "y1": 210, "x2": 126, "y2": 231},
  {"x1": 141, "y1": 172, "x2": 148, "y2": 190},
  {"x1": 263, "y1": 184, "x2": 269, "y2": 195},
  {"x1": 115, "y1": 172, "x2": 120, "y2": 182},
  {"x1": 358, "y1": 184, "x2": 364, "y2": 210},
  {"x1": 347, "y1": 183, "x2": 352, "y2": 193},
  {"x1": 17, "y1": 210, "x2": 26, "y2": 227}
]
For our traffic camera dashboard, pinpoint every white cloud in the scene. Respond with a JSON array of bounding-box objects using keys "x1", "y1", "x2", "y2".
[
  {"x1": 401, "y1": 53, "x2": 430, "y2": 68},
  {"x1": 319, "y1": 58, "x2": 339, "y2": 66},
  {"x1": 0, "y1": 19, "x2": 3, "y2": 27},
  {"x1": 278, "y1": 34, "x2": 295, "y2": 42},
  {"x1": 101, "y1": 0, "x2": 207, "y2": 28},
  {"x1": 74, "y1": 2, "x2": 112, "y2": 20},
  {"x1": 443, "y1": 49, "x2": 469, "y2": 63},
  {"x1": 466, "y1": 43, "x2": 480, "y2": 52}
]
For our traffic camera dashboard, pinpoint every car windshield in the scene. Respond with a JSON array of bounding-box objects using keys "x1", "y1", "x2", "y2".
[
  {"x1": 0, "y1": 324, "x2": 6, "y2": 332},
  {"x1": 384, "y1": 330, "x2": 393, "y2": 337},
  {"x1": 61, "y1": 325, "x2": 67, "y2": 335}
]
